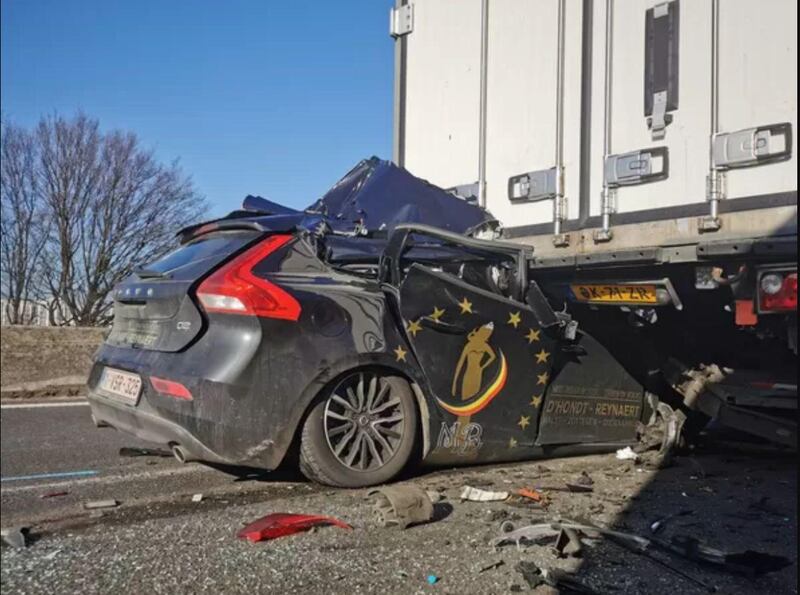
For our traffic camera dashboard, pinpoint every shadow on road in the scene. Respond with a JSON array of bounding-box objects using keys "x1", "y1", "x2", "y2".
[{"x1": 558, "y1": 437, "x2": 797, "y2": 594}]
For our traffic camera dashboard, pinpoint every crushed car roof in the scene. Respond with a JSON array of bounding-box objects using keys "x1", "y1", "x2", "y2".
[{"x1": 179, "y1": 157, "x2": 497, "y2": 242}]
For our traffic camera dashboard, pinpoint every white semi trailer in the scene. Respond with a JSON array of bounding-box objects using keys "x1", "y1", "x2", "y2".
[{"x1": 389, "y1": 0, "x2": 797, "y2": 446}]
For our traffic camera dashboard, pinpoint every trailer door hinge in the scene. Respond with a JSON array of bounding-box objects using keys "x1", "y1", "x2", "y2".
[
  {"x1": 713, "y1": 123, "x2": 793, "y2": 169},
  {"x1": 390, "y1": 4, "x2": 414, "y2": 37},
  {"x1": 508, "y1": 167, "x2": 558, "y2": 202},
  {"x1": 604, "y1": 147, "x2": 669, "y2": 187}
]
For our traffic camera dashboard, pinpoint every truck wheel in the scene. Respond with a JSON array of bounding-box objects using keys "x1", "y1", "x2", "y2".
[{"x1": 299, "y1": 371, "x2": 417, "y2": 488}]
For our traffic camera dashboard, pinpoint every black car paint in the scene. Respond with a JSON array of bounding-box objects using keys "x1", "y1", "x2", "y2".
[
  {"x1": 88, "y1": 226, "x2": 648, "y2": 473},
  {"x1": 89, "y1": 235, "x2": 429, "y2": 469}
]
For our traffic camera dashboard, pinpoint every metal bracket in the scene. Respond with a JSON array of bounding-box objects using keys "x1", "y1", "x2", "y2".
[
  {"x1": 650, "y1": 91, "x2": 668, "y2": 140},
  {"x1": 390, "y1": 4, "x2": 414, "y2": 37},
  {"x1": 446, "y1": 182, "x2": 479, "y2": 204},
  {"x1": 508, "y1": 167, "x2": 558, "y2": 202},
  {"x1": 644, "y1": 1, "x2": 679, "y2": 140},
  {"x1": 713, "y1": 122, "x2": 793, "y2": 169},
  {"x1": 604, "y1": 147, "x2": 669, "y2": 187}
]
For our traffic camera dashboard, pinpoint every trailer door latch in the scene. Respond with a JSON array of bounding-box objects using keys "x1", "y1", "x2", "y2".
[
  {"x1": 508, "y1": 167, "x2": 558, "y2": 202},
  {"x1": 713, "y1": 123, "x2": 793, "y2": 169},
  {"x1": 604, "y1": 147, "x2": 669, "y2": 187}
]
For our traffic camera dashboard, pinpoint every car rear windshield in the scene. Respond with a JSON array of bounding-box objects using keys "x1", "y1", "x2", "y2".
[{"x1": 139, "y1": 231, "x2": 260, "y2": 279}]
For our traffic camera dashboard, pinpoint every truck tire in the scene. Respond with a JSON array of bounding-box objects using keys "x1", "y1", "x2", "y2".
[{"x1": 299, "y1": 371, "x2": 417, "y2": 488}]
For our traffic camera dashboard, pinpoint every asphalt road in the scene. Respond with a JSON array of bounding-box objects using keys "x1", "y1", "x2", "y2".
[
  {"x1": 0, "y1": 400, "x2": 307, "y2": 528},
  {"x1": 1, "y1": 400, "x2": 796, "y2": 594},
  {"x1": 1, "y1": 402, "x2": 158, "y2": 478}
]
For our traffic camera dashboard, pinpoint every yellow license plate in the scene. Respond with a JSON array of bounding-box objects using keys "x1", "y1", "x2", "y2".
[{"x1": 571, "y1": 283, "x2": 658, "y2": 304}]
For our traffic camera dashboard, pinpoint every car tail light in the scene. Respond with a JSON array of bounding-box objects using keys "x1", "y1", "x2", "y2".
[
  {"x1": 150, "y1": 376, "x2": 193, "y2": 400},
  {"x1": 196, "y1": 234, "x2": 301, "y2": 320},
  {"x1": 759, "y1": 271, "x2": 797, "y2": 313}
]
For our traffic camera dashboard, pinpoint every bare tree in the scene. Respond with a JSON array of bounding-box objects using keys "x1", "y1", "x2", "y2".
[
  {"x1": 1, "y1": 113, "x2": 208, "y2": 326},
  {"x1": 1, "y1": 122, "x2": 48, "y2": 324}
]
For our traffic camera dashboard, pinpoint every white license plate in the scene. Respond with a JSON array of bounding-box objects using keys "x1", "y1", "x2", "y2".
[{"x1": 98, "y1": 368, "x2": 142, "y2": 403}]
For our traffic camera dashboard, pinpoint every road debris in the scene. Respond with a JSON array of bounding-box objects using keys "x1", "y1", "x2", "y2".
[
  {"x1": 39, "y1": 491, "x2": 69, "y2": 499},
  {"x1": 650, "y1": 510, "x2": 694, "y2": 534},
  {"x1": 566, "y1": 481, "x2": 594, "y2": 493},
  {"x1": 426, "y1": 575, "x2": 439, "y2": 585},
  {"x1": 554, "y1": 527, "x2": 584, "y2": 558},
  {"x1": 1, "y1": 527, "x2": 29, "y2": 549},
  {"x1": 191, "y1": 494, "x2": 204, "y2": 503},
  {"x1": 460, "y1": 485, "x2": 509, "y2": 502},
  {"x1": 236, "y1": 513, "x2": 352, "y2": 543},
  {"x1": 477, "y1": 559, "x2": 505, "y2": 573},
  {"x1": 118, "y1": 446, "x2": 172, "y2": 458},
  {"x1": 516, "y1": 561, "x2": 600, "y2": 594},
  {"x1": 83, "y1": 499, "x2": 119, "y2": 510},
  {"x1": 567, "y1": 470, "x2": 595, "y2": 491},
  {"x1": 662, "y1": 534, "x2": 792, "y2": 576},
  {"x1": 615, "y1": 446, "x2": 640, "y2": 461},
  {"x1": 368, "y1": 485, "x2": 434, "y2": 529},
  {"x1": 426, "y1": 490, "x2": 445, "y2": 503},
  {"x1": 515, "y1": 487, "x2": 546, "y2": 503},
  {"x1": 491, "y1": 521, "x2": 560, "y2": 550}
]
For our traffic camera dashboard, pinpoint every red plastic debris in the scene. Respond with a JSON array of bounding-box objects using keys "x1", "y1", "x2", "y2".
[
  {"x1": 517, "y1": 488, "x2": 544, "y2": 502},
  {"x1": 236, "y1": 513, "x2": 352, "y2": 543}
]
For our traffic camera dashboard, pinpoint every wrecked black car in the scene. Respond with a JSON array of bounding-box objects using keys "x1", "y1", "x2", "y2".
[{"x1": 87, "y1": 158, "x2": 653, "y2": 487}]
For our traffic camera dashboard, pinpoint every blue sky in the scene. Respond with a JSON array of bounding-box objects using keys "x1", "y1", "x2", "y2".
[{"x1": 1, "y1": 0, "x2": 395, "y2": 216}]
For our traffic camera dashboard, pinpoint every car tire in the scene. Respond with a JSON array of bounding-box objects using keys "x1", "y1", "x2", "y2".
[{"x1": 299, "y1": 371, "x2": 418, "y2": 488}]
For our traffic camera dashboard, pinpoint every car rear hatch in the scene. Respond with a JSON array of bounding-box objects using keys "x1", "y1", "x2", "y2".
[{"x1": 107, "y1": 230, "x2": 262, "y2": 352}]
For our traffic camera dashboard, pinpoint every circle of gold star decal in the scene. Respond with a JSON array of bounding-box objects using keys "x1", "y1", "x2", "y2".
[
  {"x1": 394, "y1": 346, "x2": 407, "y2": 362},
  {"x1": 517, "y1": 415, "x2": 531, "y2": 429},
  {"x1": 535, "y1": 349, "x2": 550, "y2": 364},
  {"x1": 458, "y1": 297, "x2": 473, "y2": 314},
  {"x1": 406, "y1": 320, "x2": 422, "y2": 337},
  {"x1": 430, "y1": 306, "x2": 445, "y2": 322},
  {"x1": 507, "y1": 311, "x2": 521, "y2": 328},
  {"x1": 525, "y1": 328, "x2": 541, "y2": 343}
]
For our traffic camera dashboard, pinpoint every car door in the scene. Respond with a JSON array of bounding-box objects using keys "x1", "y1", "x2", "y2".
[{"x1": 384, "y1": 225, "x2": 561, "y2": 461}]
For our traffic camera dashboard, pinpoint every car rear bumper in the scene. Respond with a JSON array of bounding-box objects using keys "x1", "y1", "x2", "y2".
[
  {"x1": 87, "y1": 390, "x2": 233, "y2": 465},
  {"x1": 86, "y1": 321, "x2": 293, "y2": 471}
]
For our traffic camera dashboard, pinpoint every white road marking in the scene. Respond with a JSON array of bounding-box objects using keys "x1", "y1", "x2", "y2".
[
  {"x1": 0, "y1": 464, "x2": 214, "y2": 493},
  {"x1": 0, "y1": 400, "x2": 90, "y2": 410}
]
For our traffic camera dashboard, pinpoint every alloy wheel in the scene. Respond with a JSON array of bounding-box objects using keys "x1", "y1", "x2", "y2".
[{"x1": 323, "y1": 372, "x2": 405, "y2": 472}]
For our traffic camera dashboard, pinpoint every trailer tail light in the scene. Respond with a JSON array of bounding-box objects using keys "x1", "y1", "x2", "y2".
[
  {"x1": 758, "y1": 271, "x2": 797, "y2": 313},
  {"x1": 196, "y1": 234, "x2": 301, "y2": 321}
]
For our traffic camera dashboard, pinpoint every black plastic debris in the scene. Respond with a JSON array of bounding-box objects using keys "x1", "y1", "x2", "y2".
[
  {"x1": 554, "y1": 527, "x2": 584, "y2": 558},
  {"x1": 118, "y1": 447, "x2": 172, "y2": 458},
  {"x1": 515, "y1": 561, "x2": 600, "y2": 594},
  {"x1": 478, "y1": 559, "x2": 505, "y2": 574},
  {"x1": 663, "y1": 535, "x2": 793, "y2": 576}
]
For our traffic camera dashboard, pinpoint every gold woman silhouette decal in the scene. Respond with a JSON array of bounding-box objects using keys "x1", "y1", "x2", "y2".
[
  {"x1": 437, "y1": 320, "x2": 508, "y2": 423},
  {"x1": 452, "y1": 322, "x2": 497, "y2": 400}
]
